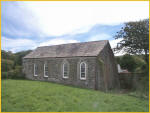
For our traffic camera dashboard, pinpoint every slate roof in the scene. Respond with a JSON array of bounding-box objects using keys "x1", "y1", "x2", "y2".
[{"x1": 24, "y1": 40, "x2": 108, "y2": 59}]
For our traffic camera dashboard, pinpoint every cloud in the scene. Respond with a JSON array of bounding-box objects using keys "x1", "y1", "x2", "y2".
[
  {"x1": 2, "y1": 36, "x2": 79, "y2": 53},
  {"x1": 2, "y1": 2, "x2": 43, "y2": 38},
  {"x1": 2, "y1": 1, "x2": 149, "y2": 53},
  {"x1": 4, "y1": 1, "x2": 148, "y2": 36},
  {"x1": 109, "y1": 38, "x2": 122, "y2": 48},
  {"x1": 2, "y1": 25, "x2": 31, "y2": 37},
  {"x1": 23, "y1": 1, "x2": 149, "y2": 36},
  {"x1": 2, "y1": 37, "x2": 37, "y2": 52},
  {"x1": 1, "y1": 24, "x2": 122, "y2": 52},
  {"x1": 88, "y1": 34, "x2": 111, "y2": 41},
  {"x1": 70, "y1": 25, "x2": 93, "y2": 35},
  {"x1": 109, "y1": 38, "x2": 126, "y2": 56},
  {"x1": 39, "y1": 39, "x2": 79, "y2": 47}
]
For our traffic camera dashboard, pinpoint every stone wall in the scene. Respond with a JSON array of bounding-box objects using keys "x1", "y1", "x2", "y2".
[
  {"x1": 118, "y1": 73, "x2": 145, "y2": 89},
  {"x1": 97, "y1": 43, "x2": 120, "y2": 91},
  {"x1": 23, "y1": 57, "x2": 97, "y2": 90}
]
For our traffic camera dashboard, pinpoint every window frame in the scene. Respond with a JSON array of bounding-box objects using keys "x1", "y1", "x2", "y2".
[
  {"x1": 44, "y1": 63, "x2": 48, "y2": 77},
  {"x1": 34, "y1": 64, "x2": 38, "y2": 76},
  {"x1": 80, "y1": 62, "x2": 86, "y2": 80},
  {"x1": 63, "y1": 63, "x2": 69, "y2": 79}
]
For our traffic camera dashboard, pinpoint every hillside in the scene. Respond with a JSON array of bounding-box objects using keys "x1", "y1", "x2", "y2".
[{"x1": 2, "y1": 79, "x2": 149, "y2": 112}]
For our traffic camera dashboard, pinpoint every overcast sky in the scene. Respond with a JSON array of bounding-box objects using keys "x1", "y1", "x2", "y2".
[{"x1": 2, "y1": 1, "x2": 149, "y2": 55}]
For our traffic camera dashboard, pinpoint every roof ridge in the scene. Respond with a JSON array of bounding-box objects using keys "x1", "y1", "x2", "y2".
[
  {"x1": 24, "y1": 40, "x2": 109, "y2": 59},
  {"x1": 38, "y1": 40, "x2": 108, "y2": 48}
]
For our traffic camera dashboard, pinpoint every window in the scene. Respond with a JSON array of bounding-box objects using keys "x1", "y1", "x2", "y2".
[
  {"x1": 34, "y1": 64, "x2": 38, "y2": 76},
  {"x1": 44, "y1": 63, "x2": 48, "y2": 77},
  {"x1": 63, "y1": 63, "x2": 69, "y2": 78},
  {"x1": 80, "y1": 62, "x2": 86, "y2": 80}
]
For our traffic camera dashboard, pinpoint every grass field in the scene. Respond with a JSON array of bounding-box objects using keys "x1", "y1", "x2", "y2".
[{"x1": 2, "y1": 79, "x2": 149, "y2": 112}]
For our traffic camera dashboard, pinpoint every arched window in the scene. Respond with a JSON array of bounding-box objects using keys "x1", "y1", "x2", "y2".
[
  {"x1": 44, "y1": 62, "x2": 48, "y2": 77},
  {"x1": 34, "y1": 64, "x2": 38, "y2": 76},
  {"x1": 80, "y1": 62, "x2": 86, "y2": 80},
  {"x1": 63, "y1": 63, "x2": 69, "y2": 78}
]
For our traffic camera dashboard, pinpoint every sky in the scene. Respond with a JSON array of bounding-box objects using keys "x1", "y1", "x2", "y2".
[{"x1": 2, "y1": 1, "x2": 149, "y2": 55}]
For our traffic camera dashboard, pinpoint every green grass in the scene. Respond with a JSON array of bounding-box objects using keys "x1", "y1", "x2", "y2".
[{"x1": 2, "y1": 79, "x2": 149, "y2": 112}]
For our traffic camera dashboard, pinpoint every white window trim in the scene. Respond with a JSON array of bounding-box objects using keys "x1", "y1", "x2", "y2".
[
  {"x1": 34, "y1": 64, "x2": 38, "y2": 76},
  {"x1": 44, "y1": 63, "x2": 48, "y2": 77},
  {"x1": 80, "y1": 62, "x2": 86, "y2": 80},
  {"x1": 63, "y1": 63, "x2": 69, "y2": 79}
]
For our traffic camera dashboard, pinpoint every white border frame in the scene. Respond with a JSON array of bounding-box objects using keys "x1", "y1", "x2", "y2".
[
  {"x1": 80, "y1": 62, "x2": 86, "y2": 80},
  {"x1": 34, "y1": 64, "x2": 38, "y2": 76},
  {"x1": 63, "y1": 63, "x2": 69, "y2": 79},
  {"x1": 44, "y1": 63, "x2": 48, "y2": 77}
]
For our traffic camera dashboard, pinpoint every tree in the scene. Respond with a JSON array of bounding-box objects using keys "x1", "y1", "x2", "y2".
[
  {"x1": 1, "y1": 50, "x2": 31, "y2": 79},
  {"x1": 120, "y1": 54, "x2": 136, "y2": 72},
  {"x1": 114, "y1": 19, "x2": 149, "y2": 63},
  {"x1": 1, "y1": 59, "x2": 14, "y2": 72},
  {"x1": 14, "y1": 50, "x2": 32, "y2": 65},
  {"x1": 1, "y1": 50, "x2": 15, "y2": 60}
]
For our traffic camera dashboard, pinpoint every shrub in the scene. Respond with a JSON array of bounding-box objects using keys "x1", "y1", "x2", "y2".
[
  {"x1": 1, "y1": 59, "x2": 14, "y2": 72},
  {"x1": 12, "y1": 66, "x2": 25, "y2": 79},
  {"x1": 8, "y1": 70, "x2": 15, "y2": 78},
  {"x1": 2, "y1": 72, "x2": 8, "y2": 79},
  {"x1": 2, "y1": 66, "x2": 25, "y2": 79},
  {"x1": 120, "y1": 54, "x2": 136, "y2": 72},
  {"x1": 1, "y1": 50, "x2": 30, "y2": 80}
]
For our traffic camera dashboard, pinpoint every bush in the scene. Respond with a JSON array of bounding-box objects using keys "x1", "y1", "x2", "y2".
[
  {"x1": 116, "y1": 54, "x2": 147, "y2": 73},
  {"x1": 2, "y1": 72, "x2": 8, "y2": 79},
  {"x1": 120, "y1": 54, "x2": 136, "y2": 72},
  {"x1": 135, "y1": 63, "x2": 148, "y2": 74},
  {"x1": 13, "y1": 66, "x2": 25, "y2": 79},
  {"x1": 134, "y1": 56, "x2": 146, "y2": 67},
  {"x1": 1, "y1": 50, "x2": 15, "y2": 60},
  {"x1": 1, "y1": 59, "x2": 14, "y2": 72},
  {"x1": 129, "y1": 76, "x2": 149, "y2": 99},
  {"x1": 10, "y1": 66, "x2": 25, "y2": 79},
  {"x1": 1, "y1": 50, "x2": 30, "y2": 80},
  {"x1": 8, "y1": 70, "x2": 15, "y2": 78},
  {"x1": 2, "y1": 66, "x2": 25, "y2": 79}
]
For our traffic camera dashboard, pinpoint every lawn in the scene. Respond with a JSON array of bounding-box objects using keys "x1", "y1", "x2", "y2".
[{"x1": 2, "y1": 79, "x2": 149, "y2": 112}]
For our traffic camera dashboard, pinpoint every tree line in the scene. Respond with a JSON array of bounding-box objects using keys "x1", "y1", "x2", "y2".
[{"x1": 1, "y1": 50, "x2": 32, "y2": 79}]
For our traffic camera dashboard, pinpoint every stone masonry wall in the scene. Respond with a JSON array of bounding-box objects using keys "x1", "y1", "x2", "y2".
[
  {"x1": 97, "y1": 43, "x2": 120, "y2": 91},
  {"x1": 23, "y1": 57, "x2": 97, "y2": 90}
]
